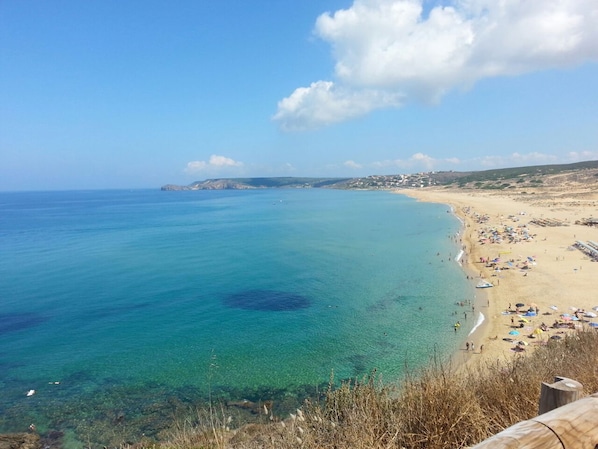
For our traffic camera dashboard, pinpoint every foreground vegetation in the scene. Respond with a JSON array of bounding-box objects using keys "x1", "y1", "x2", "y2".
[{"x1": 148, "y1": 329, "x2": 598, "y2": 449}]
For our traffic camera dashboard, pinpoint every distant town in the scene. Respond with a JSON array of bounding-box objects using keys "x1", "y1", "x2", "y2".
[{"x1": 343, "y1": 172, "x2": 443, "y2": 189}]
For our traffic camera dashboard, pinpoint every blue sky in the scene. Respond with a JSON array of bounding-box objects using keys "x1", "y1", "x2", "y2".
[{"x1": 1, "y1": 0, "x2": 597, "y2": 191}]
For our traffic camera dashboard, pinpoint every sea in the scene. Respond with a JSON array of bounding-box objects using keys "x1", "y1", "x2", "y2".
[{"x1": 0, "y1": 188, "x2": 477, "y2": 446}]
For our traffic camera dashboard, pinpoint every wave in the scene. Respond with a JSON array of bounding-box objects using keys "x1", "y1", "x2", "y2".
[{"x1": 468, "y1": 312, "x2": 485, "y2": 336}]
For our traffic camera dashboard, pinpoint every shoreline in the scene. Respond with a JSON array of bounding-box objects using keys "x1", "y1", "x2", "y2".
[{"x1": 397, "y1": 186, "x2": 598, "y2": 370}]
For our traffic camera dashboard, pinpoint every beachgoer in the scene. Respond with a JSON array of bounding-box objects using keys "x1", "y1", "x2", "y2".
[
  {"x1": 480, "y1": 344, "x2": 484, "y2": 353},
  {"x1": 466, "y1": 342, "x2": 470, "y2": 351}
]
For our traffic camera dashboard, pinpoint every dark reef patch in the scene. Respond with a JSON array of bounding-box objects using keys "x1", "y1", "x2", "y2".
[
  {"x1": 0, "y1": 312, "x2": 47, "y2": 335},
  {"x1": 223, "y1": 289, "x2": 311, "y2": 311}
]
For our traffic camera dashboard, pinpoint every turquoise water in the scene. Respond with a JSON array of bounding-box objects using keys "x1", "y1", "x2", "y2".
[{"x1": 0, "y1": 189, "x2": 475, "y2": 444}]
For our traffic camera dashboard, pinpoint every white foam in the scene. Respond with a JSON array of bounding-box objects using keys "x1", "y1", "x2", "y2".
[{"x1": 468, "y1": 312, "x2": 485, "y2": 336}]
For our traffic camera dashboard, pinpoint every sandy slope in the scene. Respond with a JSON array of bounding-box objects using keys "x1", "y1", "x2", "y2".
[{"x1": 397, "y1": 184, "x2": 598, "y2": 368}]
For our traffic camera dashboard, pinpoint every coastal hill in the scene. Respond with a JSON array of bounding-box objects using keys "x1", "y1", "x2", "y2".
[
  {"x1": 161, "y1": 160, "x2": 598, "y2": 191},
  {"x1": 161, "y1": 177, "x2": 352, "y2": 190}
]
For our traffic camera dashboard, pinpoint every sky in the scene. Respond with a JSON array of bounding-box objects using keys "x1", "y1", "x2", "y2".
[{"x1": 1, "y1": 0, "x2": 597, "y2": 191}]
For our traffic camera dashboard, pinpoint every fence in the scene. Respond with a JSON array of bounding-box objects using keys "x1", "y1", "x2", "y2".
[{"x1": 471, "y1": 377, "x2": 598, "y2": 449}]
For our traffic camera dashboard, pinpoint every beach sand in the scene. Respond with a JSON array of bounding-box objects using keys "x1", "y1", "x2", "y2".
[{"x1": 397, "y1": 184, "x2": 598, "y2": 369}]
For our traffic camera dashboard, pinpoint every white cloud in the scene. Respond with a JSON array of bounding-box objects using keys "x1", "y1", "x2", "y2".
[
  {"x1": 370, "y1": 152, "x2": 458, "y2": 171},
  {"x1": 274, "y1": 0, "x2": 598, "y2": 130},
  {"x1": 344, "y1": 160, "x2": 363, "y2": 169},
  {"x1": 566, "y1": 150, "x2": 598, "y2": 162},
  {"x1": 477, "y1": 152, "x2": 559, "y2": 168},
  {"x1": 364, "y1": 151, "x2": 591, "y2": 173},
  {"x1": 273, "y1": 81, "x2": 402, "y2": 131},
  {"x1": 184, "y1": 155, "x2": 244, "y2": 175}
]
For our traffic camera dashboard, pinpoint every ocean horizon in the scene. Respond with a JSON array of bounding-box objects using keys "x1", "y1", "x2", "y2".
[{"x1": 0, "y1": 188, "x2": 477, "y2": 444}]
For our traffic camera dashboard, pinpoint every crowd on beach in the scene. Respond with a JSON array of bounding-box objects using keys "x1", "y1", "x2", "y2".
[
  {"x1": 452, "y1": 203, "x2": 596, "y2": 361},
  {"x1": 476, "y1": 222, "x2": 592, "y2": 338},
  {"x1": 399, "y1": 184, "x2": 598, "y2": 368}
]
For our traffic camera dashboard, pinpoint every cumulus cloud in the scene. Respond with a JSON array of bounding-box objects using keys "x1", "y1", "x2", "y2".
[
  {"x1": 371, "y1": 152, "x2": 457, "y2": 171},
  {"x1": 273, "y1": 81, "x2": 402, "y2": 131},
  {"x1": 364, "y1": 151, "x2": 590, "y2": 173},
  {"x1": 274, "y1": 0, "x2": 598, "y2": 130},
  {"x1": 565, "y1": 150, "x2": 598, "y2": 162},
  {"x1": 476, "y1": 152, "x2": 560, "y2": 168},
  {"x1": 184, "y1": 155, "x2": 244, "y2": 175},
  {"x1": 344, "y1": 160, "x2": 363, "y2": 169}
]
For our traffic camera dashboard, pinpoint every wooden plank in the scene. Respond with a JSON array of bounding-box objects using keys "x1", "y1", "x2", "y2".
[
  {"x1": 535, "y1": 393, "x2": 598, "y2": 449},
  {"x1": 471, "y1": 393, "x2": 598, "y2": 449},
  {"x1": 471, "y1": 421, "x2": 562, "y2": 449}
]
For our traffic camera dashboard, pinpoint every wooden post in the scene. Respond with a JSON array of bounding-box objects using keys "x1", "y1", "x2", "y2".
[
  {"x1": 538, "y1": 376, "x2": 583, "y2": 415},
  {"x1": 470, "y1": 393, "x2": 598, "y2": 448}
]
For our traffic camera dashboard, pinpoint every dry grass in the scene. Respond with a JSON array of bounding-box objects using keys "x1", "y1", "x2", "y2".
[{"x1": 139, "y1": 329, "x2": 598, "y2": 449}]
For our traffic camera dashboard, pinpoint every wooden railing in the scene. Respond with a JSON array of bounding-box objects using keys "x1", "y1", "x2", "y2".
[{"x1": 471, "y1": 377, "x2": 598, "y2": 449}]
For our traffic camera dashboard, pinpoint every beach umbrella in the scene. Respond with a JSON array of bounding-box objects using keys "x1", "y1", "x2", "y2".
[
  {"x1": 515, "y1": 303, "x2": 525, "y2": 308},
  {"x1": 509, "y1": 330, "x2": 520, "y2": 335},
  {"x1": 589, "y1": 322, "x2": 598, "y2": 328},
  {"x1": 533, "y1": 328, "x2": 543, "y2": 335},
  {"x1": 519, "y1": 317, "x2": 529, "y2": 323},
  {"x1": 549, "y1": 305, "x2": 558, "y2": 311},
  {"x1": 585, "y1": 312, "x2": 597, "y2": 318},
  {"x1": 551, "y1": 335, "x2": 563, "y2": 340},
  {"x1": 593, "y1": 306, "x2": 598, "y2": 311},
  {"x1": 524, "y1": 311, "x2": 537, "y2": 317},
  {"x1": 561, "y1": 316, "x2": 572, "y2": 321}
]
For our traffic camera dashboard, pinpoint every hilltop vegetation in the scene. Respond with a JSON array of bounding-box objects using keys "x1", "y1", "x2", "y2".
[
  {"x1": 161, "y1": 161, "x2": 598, "y2": 192},
  {"x1": 445, "y1": 160, "x2": 598, "y2": 190}
]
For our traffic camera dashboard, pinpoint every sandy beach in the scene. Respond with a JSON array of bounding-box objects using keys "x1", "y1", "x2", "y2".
[{"x1": 398, "y1": 184, "x2": 598, "y2": 369}]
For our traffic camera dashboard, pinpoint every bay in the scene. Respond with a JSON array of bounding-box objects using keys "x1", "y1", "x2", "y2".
[{"x1": 0, "y1": 188, "x2": 475, "y2": 443}]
